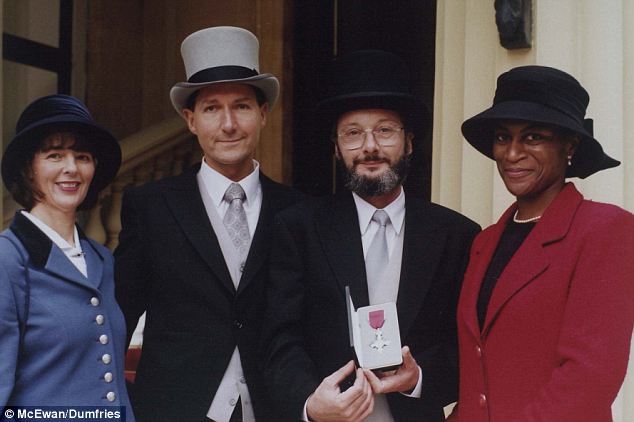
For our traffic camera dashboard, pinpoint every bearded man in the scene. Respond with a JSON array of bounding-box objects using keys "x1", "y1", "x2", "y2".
[{"x1": 261, "y1": 50, "x2": 480, "y2": 422}]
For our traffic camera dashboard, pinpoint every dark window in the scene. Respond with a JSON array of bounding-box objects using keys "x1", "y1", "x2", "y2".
[
  {"x1": 292, "y1": 0, "x2": 437, "y2": 199},
  {"x1": 2, "y1": 0, "x2": 73, "y2": 93}
]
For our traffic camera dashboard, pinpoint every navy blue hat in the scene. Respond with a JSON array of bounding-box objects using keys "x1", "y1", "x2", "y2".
[
  {"x1": 2, "y1": 94, "x2": 121, "y2": 201},
  {"x1": 461, "y1": 65, "x2": 619, "y2": 179},
  {"x1": 317, "y1": 50, "x2": 430, "y2": 139}
]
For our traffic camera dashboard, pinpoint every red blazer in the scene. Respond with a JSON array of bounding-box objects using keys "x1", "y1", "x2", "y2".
[{"x1": 449, "y1": 183, "x2": 634, "y2": 422}]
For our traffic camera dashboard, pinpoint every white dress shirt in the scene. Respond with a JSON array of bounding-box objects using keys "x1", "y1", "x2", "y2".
[
  {"x1": 21, "y1": 211, "x2": 87, "y2": 277},
  {"x1": 353, "y1": 189, "x2": 406, "y2": 259},
  {"x1": 198, "y1": 158, "x2": 261, "y2": 422}
]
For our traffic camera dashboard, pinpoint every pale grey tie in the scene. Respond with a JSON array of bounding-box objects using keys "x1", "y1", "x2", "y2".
[
  {"x1": 365, "y1": 210, "x2": 390, "y2": 291},
  {"x1": 223, "y1": 183, "x2": 250, "y2": 258}
]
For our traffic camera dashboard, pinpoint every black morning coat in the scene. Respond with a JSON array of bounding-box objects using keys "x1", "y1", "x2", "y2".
[
  {"x1": 114, "y1": 166, "x2": 303, "y2": 422},
  {"x1": 261, "y1": 192, "x2": 480, "y2": 421}
]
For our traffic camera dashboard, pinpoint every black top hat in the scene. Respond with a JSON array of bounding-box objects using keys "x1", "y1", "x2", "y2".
[
  {"x1": 317, "y1": 50, "x2": 430, "y2": 138},
  {"x1": 461, "y1": 65, "x2": 619, "y2": 178},
  {"x1": 2, "y1": 94, "x2": 122, "y2": 201}
]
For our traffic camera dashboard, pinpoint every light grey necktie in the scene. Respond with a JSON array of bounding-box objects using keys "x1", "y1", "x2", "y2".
[
  {"x1": 365, "y1": 209, "x2": 390, "y2": 291},
  {"x1": 223, "y1": 183, "x2": 250, "y2": 258}
]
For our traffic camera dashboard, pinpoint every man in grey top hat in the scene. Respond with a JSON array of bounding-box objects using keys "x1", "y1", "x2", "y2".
[{"x1": 115, "y1": 26, "x2": 302, "y2": 422}]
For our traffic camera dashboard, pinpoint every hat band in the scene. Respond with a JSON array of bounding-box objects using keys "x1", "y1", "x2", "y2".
[
  {"x1": 16, "y1": 98, "x2": 93, "y2": 133},
  {"x1": 187, "y1": 65, "x2": 259, "y2": 83},
  {"x1": 494, "y1": 79, "x2": 587, "y2": 125}
]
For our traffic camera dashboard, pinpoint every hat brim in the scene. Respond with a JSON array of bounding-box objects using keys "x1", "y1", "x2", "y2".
[
  {"x1": 461, "y1": 100, "x2": 620, "y2": 178},
  {"x1": 316, "y1": 92, "x2": 431, "y2": 142},
  {"x1": 169, "y1": 73, "x2": 279, "y2": 117},
  {"x1": 2, "y1": 117, "x2": 122, "y2": 200}
]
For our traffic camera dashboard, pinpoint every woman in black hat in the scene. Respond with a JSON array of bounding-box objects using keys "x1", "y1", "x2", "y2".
[
  {"x1": 0, "y1": 95, "x2": 134, "y2": 418},
  {"x1": 449, "y1": 66, "x2": 634, "y2": 421}
]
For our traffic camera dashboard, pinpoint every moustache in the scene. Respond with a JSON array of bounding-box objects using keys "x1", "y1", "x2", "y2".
[{"x1": 352, "y1": 154, "x2": 387, "y2": 166}]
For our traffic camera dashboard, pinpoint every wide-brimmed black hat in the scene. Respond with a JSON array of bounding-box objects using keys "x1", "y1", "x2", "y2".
[
  {"x1": 461, "y1": 65, "x2": 619, "y2": 178},
  {"x1": 316, "y1": 50, "x2": 430, "y2": 138},
  {"x1": 2, "y1": 94, "x2": 121, "y2": 200}
]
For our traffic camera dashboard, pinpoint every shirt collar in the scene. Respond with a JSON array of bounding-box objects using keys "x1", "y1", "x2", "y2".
[
  {"x1": 21, "y1": 210, "x2": 83, "y2": 256},
  {"x1": 199, "y1": 159, "x2": 260, "y2": 207},
  {"x1": 352, "y1": 187, "x2": 406, "y2": 236}
]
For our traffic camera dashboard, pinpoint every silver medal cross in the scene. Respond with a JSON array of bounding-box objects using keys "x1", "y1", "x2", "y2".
[{"x1": 370, "y1": 328, "x2": 391, "y2": 353}]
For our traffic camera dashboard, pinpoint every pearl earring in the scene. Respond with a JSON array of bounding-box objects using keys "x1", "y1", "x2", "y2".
[{"x1": 567, "y1": 155, "x2": 572, "y2": 166}]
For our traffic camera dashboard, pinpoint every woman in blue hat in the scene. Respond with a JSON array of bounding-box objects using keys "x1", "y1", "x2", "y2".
[
  {"x1": 0, "y1": 95, "x2": 134, "y2": 419},
  {"x1": 449, "y1": 66, "x2": 634, "y2": 421}
]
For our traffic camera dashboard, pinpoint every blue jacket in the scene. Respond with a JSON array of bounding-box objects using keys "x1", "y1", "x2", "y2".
[{"x1": 0, "y1": 212, "x2": 134, "y2": 420}]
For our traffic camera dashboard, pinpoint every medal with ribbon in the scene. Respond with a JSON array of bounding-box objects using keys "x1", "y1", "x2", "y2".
[{"x1": 369, "y1": 309, "x2": 390, "y2": 353}]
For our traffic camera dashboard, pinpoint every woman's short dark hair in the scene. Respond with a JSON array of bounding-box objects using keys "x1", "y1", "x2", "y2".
[{"x1": 9, "y1": 130, "x2": 99, "y2": 211}]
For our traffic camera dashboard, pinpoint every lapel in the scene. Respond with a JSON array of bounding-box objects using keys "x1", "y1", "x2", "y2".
[
  {"x1": 463, "y1": 183, "x2": 584, "y2": 339},
  {"x1": 238, "y1": 174, "x2": 286, "y2": 294},
  {"x1": 162, "y1": 169, "x2": 235, "y2": 294},
  {"x1": 10, "y1": 212, "x2": 102, "y2": 291},
  {"x1": 316, "y1": 193, "x2": 370, "y2": 308},
  {"x1": 460, "y1": 219, "x2": 506, "y2": 341},
  {"x1": 81, "y1": 236, "x2": 104, "y2": 289},
  {"x1": 396, "y1": 197, "x2": 449, "y2": 336},
  {"x1": 44, "y1": 246, "x2": 95, "y2": 289},
  {"x1": 314, "y1": 194, "x2": 453, "y2": 334}
]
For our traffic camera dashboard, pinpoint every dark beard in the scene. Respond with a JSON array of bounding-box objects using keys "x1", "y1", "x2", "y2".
[{"x1": 342, "y1": 153, "x2": 411, "y2": 197}]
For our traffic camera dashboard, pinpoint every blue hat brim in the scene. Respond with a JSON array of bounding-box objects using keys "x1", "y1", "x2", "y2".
[{"x1": 2, "y1": 116, "x2": 121, "y2": 201}]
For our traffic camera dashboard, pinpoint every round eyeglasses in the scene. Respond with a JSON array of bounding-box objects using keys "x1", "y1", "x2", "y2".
[{"x1": 337, "y1": 125, "x2": 404, "y2": 150}]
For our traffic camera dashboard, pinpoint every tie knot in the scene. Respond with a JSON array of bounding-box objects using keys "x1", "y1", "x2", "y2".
[
  {"x1": 224, "y1": 183, "x2": 246, "y2": 202},
  {"x1": 372, "y1": 209, "x2": 389, "y2": 227}
]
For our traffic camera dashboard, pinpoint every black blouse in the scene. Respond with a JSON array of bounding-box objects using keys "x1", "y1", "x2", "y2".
[{"x1": 477, "y1": 219, "x2": 536, "y2": 330}]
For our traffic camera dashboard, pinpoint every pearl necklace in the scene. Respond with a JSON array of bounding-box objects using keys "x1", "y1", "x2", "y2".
[{"x1": 513, "y1": 210, "x2": 541, "y2": 223}]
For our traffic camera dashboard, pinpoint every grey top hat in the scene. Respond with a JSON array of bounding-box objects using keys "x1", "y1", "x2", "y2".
[{"x1": 169, "y1": 26, "x2": 280, "y2": 117}]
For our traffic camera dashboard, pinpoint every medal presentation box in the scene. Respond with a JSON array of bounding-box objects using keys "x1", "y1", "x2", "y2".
[{"x1": 346, "y1": 287, "x2": 403, "y2": 370}]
